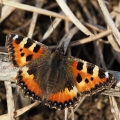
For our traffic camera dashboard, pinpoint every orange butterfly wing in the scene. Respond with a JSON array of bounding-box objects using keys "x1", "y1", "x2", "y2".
[
  {"x1": 6, "y1": 34, "x2": 50, "y2": 67},
  {"x1": 69, "y1": 57, "x2": 116, "y2": 95}
]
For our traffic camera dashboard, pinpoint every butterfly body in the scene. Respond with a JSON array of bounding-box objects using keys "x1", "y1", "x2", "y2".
[
  {"x1": 6, "y1": 33, "x2": 116, "y2": 109},
  {"x1": 27, "y1": 49, "x2": 74, "y2": 97}
]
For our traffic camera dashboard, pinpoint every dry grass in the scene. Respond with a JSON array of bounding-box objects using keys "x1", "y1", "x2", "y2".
[{"x1": 0, "y1": 0, "x2": 120, "y2": 120}]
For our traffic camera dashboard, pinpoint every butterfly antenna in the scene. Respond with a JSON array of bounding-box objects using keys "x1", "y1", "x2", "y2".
[
  {"x1": 49, "y1": 16, "x2": 59, "y2": 46},
  {"x1": 49, "y1": 17, "x2": 65, "y2": 53}
]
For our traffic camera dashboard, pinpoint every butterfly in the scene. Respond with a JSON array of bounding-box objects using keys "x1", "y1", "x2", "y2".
[{"x1": 6, "y1": 33, "x2": 116, "y2": 109}]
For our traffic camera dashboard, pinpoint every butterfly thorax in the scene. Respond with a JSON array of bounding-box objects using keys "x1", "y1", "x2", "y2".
[{"x1": 49, "y1": 50, "x2": 64, "y2": 68}]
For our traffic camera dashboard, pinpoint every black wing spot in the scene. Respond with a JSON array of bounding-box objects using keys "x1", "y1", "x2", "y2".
[
  {"x1": 76, "y1": 73, "x2": 82, "y2": 83},
  {"x1": 12, "y1": 59, "x2": 17, "y2": 66},
  {"x1": 65, "y1": 82, "x2": 74, "y2": 91},
  {"x1": 87, "y1": 63, "x2": 95, "y2": 75},
  {"x1": 27, "y1": 68, "x2": 36, "y2": 75},
  {"x1": 21, "y1": 53, "x2": 24, "y2": 57},
  {"x1": 91, "y1": 77, "x2": 94, "y2": 81},
  {"x1": 20, "y1": 48, "x2": 23, "y2": 51},
  {"x1": 24, "y1": 39, "x2": 33, "y2": 48},
  {"x1": 85, "y1": 78, "x2": 89, "y2": 83},
  {"x1": 77, "y1": 62, "x2": 83, "y2": 70},
  {"x1": 26, "y1": 54, "x2": 33, "y2": 61},
  {"x1": 14, "y1": 35, "x2": 23, "y2": 44},
  {"x1": 18, "y1": 70, "x2": 22, "y2": 75},
  {"x1": 33, "y1": 44, "x2": 40, "y2": 53},
  {"x1": 98, "y1": 69, "x2": 106, "y2": 79}
]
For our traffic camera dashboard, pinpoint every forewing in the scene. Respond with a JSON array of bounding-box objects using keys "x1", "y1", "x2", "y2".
[
  {"x1": 66, "y1": 56, "x2": 116, "y2": 95},
  {"x1": 6, "y1": 33, "x2": 51, "y2": 67}
]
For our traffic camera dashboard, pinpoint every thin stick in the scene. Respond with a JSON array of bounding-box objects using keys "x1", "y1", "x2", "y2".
[
  {"x1": 0, "y1": 101, "x2": 40, "y2": 120},
  {"x1": 27, "y1": 0, "x2": 43, "y2": 38},
  {"x1": 68, "y1": 96, "x2": 86, "y2": 119},
  {"x1": 70, "y1": 108, "x2": 75, "y2": 120},
  {"x1": 71, "y1": 28, "x2": 114, "y2": 46},
  {"x1": 97, "y1": 0, "x2": 120, "y2": 46},
  {"x1": 109, "y1": 96, "x2": 120, "y2": 120},
  {"x1": 0, "y1": 0, "x2": 22, "y2": 23},
  {"x1": 4, "y1": 81, "x2": 15, "y2": 120},
  {"x1": 56, "y1": 0, "x2": 93, "y2": 36},
  {"x1": 2, "y1": 0, "x2": 70, "y2": 21},
  {"x1": 41, "y1": 11, "x2": 63, "y2": 42},
  {"x1": 64, "y1": 108, "x2": 68, "y2": 120}
]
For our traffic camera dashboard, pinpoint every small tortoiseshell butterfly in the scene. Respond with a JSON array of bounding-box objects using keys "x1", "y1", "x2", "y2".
[{"x1": 6, "y1": 33, "x2": 116, "y2": 109}]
